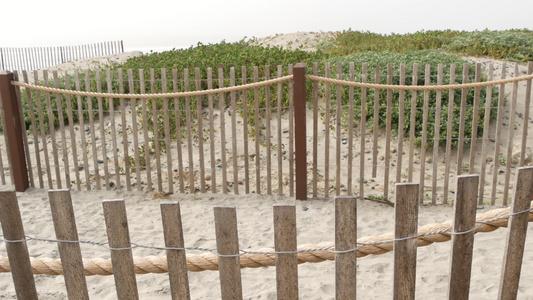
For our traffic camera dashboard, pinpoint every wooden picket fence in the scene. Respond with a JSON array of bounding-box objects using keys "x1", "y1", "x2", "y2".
[
  {"x1": 0, "y1": 167, "x2": 532, "y2": 299},
  {"x1": 0, "y1": 61, "x2": 532, "y2": 205},
  {"x1": 0, "y1": 41, "x2": 124, "y2": 72}
]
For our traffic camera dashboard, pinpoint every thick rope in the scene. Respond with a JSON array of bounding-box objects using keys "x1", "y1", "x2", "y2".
[
  {"x1": 306, "y1": 73, "x2": 533, "y2": 90},
  {"x1": 10, "y1": 75, "x2": 293, "y2": 98},
  {"x1": 0, "y1": 202, "x2": 531, "y2": 275}
]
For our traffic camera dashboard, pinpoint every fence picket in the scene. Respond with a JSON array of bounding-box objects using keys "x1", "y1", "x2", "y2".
[
  {"x1": 160, "y1": 202, "x2": 190, "y2": 300},
  {"x1": 141, "y1": 70, "x2": 153, "y2": 191},
  {"x1": 214, "y1": 207, "x2": 243, "y2": 300},
  {"x1": 95, "y1": 70, "x2": 110, "y2": 189},
  {"x1": 396, "y1": 64, "x2": 406, "y2": 183},
  {"x1": 288, "y1": 64, "x2": 294, "y2": 197},
  {"x1": 277, "y1": 65, "x2": 283, "y2": 195},
  {"x1": 48, "y1": 190, "x2": 89, "y2": 300},
  {"x1": 469, "y1": 64, "x2": 482, "y2": 174},
  {"x1": 394, "y1": 183, "x2": 419, "y2": 300},
  {"x1": 274, "y1": 205, "x2": 298, "y2": 300},
  {"x1": 0, "y1": 191, "x2": 38, "y2": 299},
  {"x1": 419, "y1": 65, "x2": 431, "y2": 204},
  {"x1": 53, "y1": 71, "x2": 71, "y2": 188},
  {"x1": 106, "y1": 69, "x2": 120, "y2": 189},
  {"x1": 312, "y1": 63, "x2": 319, "y2": 197},
  {"x1": 335, "y1": 196, "x2": 357, "y2": 299},
  {"x1": 408, "y1": 63, "x2": 418, "y2": 182},
  {"x1": 372, "y1": 65, "x2": 380, "y2": 179},
  {"x1": 335, "y1": 62, "x2": 342, "y2": 196},
  {"x1": 33, "y1": 71, "x2": 54, "y2": 188},
  {"x1": 443, "y1": 64, "x2": 456, "y2": 203},
  {"x1": 448, "y1": 174, "x2": 478, "y2": 299},
  {"x1": 75, "y1": 70, "x2": 90, "y2": 189},
  {"x1": 150, "y1": 69, "x2": 163, "y2": 192},
  {"x1": 457, "y1": 63, "x2": 470, "y2": 175},
  {"x1": 520, "y1": 62, "x2": 533, "y2": 165},
  {"x1": 265, "y1": 66, "x2": 272, "y2": 195},
  {"x1": 102, "y1": 199, "x2": 139, "y2": 300},
  {"x1": 479, "y1": 65, "x2": 494, "y2": 204},
  {"x1": 431, "y1": 64, "x2": 444, "y2": 205},
  {"x1": 128, "y1": 69, "x2": 141, "y2": 191},
  {"x1": 43, "y1": 71, "x2": 61, "y2": 188},
  {"x1": 324, "y1": 63, "x2": 331, "y2": 198},
  {"x1": 172, "y1": 70, "x2": 183, "y2": 193},
  {"x1": 498, "y1": 167, "x2": 533, "y2": 299},
  {"x1": 22, "y1": 71, "x2": 43, "y2": 188},
  {"x1": 347, "y1": 63, "x2": 355, "y2": 194},
  {"x1": 118, "y1": 69, "x2": 131, "y2": 191},
  {"x1": 360, "y1": 63, "x2": 368, "y2": 199},
  {"x1": 218, "y1": 69, "x2": 227, "y2": 194},
  {"x1": 208, "y1": 68, "x2": 217, "y2": 193},
  {"x1": 195, "y1": 68, "x2": 205, "y2": 193},
  {"x1": 85, "y1": 70, "x2": 101, "y2": 190},
  {"x1": 384, "y1": 63, "x2": 393, "y2": 200},
  {"x1": 230, "y1": 67, "x2": 239, "y2": 194},
  {"x1": 162, "y1": 69, "x2": 174, "y2": 193},
  {"x1": 491, "y1": 63, "x2": 507, "y2": 205},
  {"x1": 503, "y1": 64, "x2": 520, "y2": 206},
  {"x1": 253, "y1": 66, "x2": 261, "y2": 194}
]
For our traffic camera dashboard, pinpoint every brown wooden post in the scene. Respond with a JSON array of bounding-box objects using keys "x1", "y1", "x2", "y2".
[
  {"x1": 293, "y1": 63, "x2": 307, "y2": 200},
  {"x1": 0, "y1": 71, "x2": 29, "y2": 192}
]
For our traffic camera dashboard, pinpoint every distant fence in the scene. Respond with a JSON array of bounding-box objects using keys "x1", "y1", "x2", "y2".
[
  {"x1": 0, "y1": 168, "x2": 532, "y2": 298},
  {"x1": 0, "y1": 41, "x2": 124, "y2": 72},
  {"x1": 0, "y1": 61, "x2": 532, "y2": 205}
]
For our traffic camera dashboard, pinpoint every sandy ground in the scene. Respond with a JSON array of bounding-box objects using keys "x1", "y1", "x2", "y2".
[{"x1": 0, "y1": 32, "x2": 532, "y2": 299}]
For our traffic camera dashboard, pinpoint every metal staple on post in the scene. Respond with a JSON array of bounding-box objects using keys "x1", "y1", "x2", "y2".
[
  {"x1": 293, "y1": 63, "x2": 307, "y2": 200},
  {"x1": 0, "y1": 71, "x2": 29, "y2": 192}
]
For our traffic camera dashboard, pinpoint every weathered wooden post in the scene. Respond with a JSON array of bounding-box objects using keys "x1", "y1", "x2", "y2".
[
  {"x1": 0, "y1": 71, "x2": 29, "y2": 192},
  {"x1": 293, "y1": 63, "x2": 307, "y2": 200}
]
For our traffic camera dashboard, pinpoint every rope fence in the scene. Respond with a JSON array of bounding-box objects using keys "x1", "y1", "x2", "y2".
[{"x1": 0, "y1": 201, "x2": 531, "y2": 275}]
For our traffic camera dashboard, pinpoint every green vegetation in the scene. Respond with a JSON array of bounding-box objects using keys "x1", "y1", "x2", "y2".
[{"x1": 11, "y1": 29, "x2": 532, "y2": 153}]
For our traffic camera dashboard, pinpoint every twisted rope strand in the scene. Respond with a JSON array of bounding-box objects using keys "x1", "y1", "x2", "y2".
[
  {"x1": 306, "y1": 73, "x2": 533, "y2": 90},
  {"x1": 10, "y1": 75, "x2": 293, "y2": 98},
  {"x1": 0, "y1": 202, "x2": 530, "y2": 275}
]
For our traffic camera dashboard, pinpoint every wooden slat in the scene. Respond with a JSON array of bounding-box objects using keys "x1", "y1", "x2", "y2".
[
  {"x1": 335, "y1": 62, "x2": 342, "y2": 196},
  {"x1": 498, "y1": 166, "x2": 533, "y2": 299},
  {"x1": 96, "y1": 70, "x2": 110, "y2": 189},
  {"x1": 265, "y1": 66, "x2": 272, "y2": 195},
  {"x1": 85, "y1": 70, "x2": 101, "y2": 190},
  {"x1": 503, "y1": 63, "x2": 520, "y2": 206},
  {"x1": 140, "y1": 70, "x2": 153, "y2": 191},
  {"x1": 491, "y1": 63, "x2": 507, "y2": 205},
  {"x1": 241, "y1": 66, "x2": 250, "y2": 194},
  {"x1": 372, "y1": 64, "x2": 380, "y2": 179},
  {"x1": 13, "y1": 71, "x2": 34, "y2": 187},
  {"x1": 172, "y1": 70, "x2": 183, "y2": 193},
  {"x1": 360, "y1": 63, "x2": 368, "y2": 199},
  {"x1": 478, "y1": 65, "x2": 494, "y2": 204},
  {"x1": 396, "y1": 64, "x2": 406, "y2": 183},
  {"x1": 195, "y1": 68, "x2": 205, "y2": 193},
  {"x1": 64, "y1": 73, "x2": 81, "y2": 190},
  {"x1": 384, "y1": 63, "x2": 393, "y2": 200},
  {"x1": 230, "y1": 68, "x2": 239, "y2": 194},
  {"x1": 335, "y1": 196, "x2": 357, "y2": 299},
  {"x1": 116, "y1": 70, "x2": 130, "y2": 190},
  {"x1": 448, "y1": 174, "x2": 479, "y2": 299},
  {"x1": 274, "y1": 205, "x2": 298, "y2": 300},
  {"x1": 408, "y1": 63, "x2": 418, "y2": 182},
  {"x1": 103, "y1": 199, "x2": 139, "y2": 300},
  {"x1": 431, "y1": 64, "x2": 444, "y2": 204},
  {"x1": 312, "y1": 63, "x2": 319, "y2": 197},
  {"x1": 53, "y1": 71, "x2": 71, "y2": 188},
  {"x1": 443, "y1": 64, "x2": 457, "y2": 204},
  {"x1": 0, "y1": 191, "x2": 38, "y2": 299},
  {"x1": 253, "y1": 66, "x2": 261, "y2": 194},
  {"x1": 347, "y1": 63, "x2": 355, "y2": 194},
  {"x1": 150, "y1": 69, "x2": 163, "y2": 191},
  {"x1": 106, "y1": 69, "x2": 120, "y2": 189},
  {"x1": 277, "y1": 65, "x2": 283, "y2": 195},
  {"x1": 127, "y1": 69, "x2": 141, "y2": 191},
  {"x1": 0, "y1": 96, "x2": 6, "y2": 184},
  {"x1": 218, "y1": 69, "x2": 228, "y2": 193},
  {"x1": 394, "y1": 183, "x2": 419, "y2": 300},
  {"x1": 288, "y1": 65, "x2": 295, "y2": 196},
  {"x1": 34, "y1": 71, "x2": 54, "y2": 188},
  {"x1": 75, "y1": 70, "x2": 92, "y2": 190},
  {"x1": 160, "y1": 202, "x2": 190, "y2": 300},
  {"x1": 23, "y1": 71, "x2": 44, "y2": 188},
  {"x1": 456, "y1": 63, "x2": 470, "y2": 175},
  {"x1": 468, "y1": 63, "x2": 482, "y2": 174},
  {"x1": 43, "y1": 71, "x2": 61, "y2": 188},
  {"x1": 419, "y1": 64, "x2": 431, "y2": 204},
  {"x1": 324, "y1": 63, "x2": 331, "y2": 198},
  {"x1": 207, "y1": 68, "x2": 217, "y2": 193},
  {"x1": 214, "y1": 207, "x2": 243, "y2": 300},
  {"x1": 519, "y1": 62, "x2": 533, "y2": 166},
  {"x1": 48, "y1": 189, "x2": 89, "y2": 299},
  {"x1": 162, "y1": 69, "x2": 174, "y2": 193}
]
